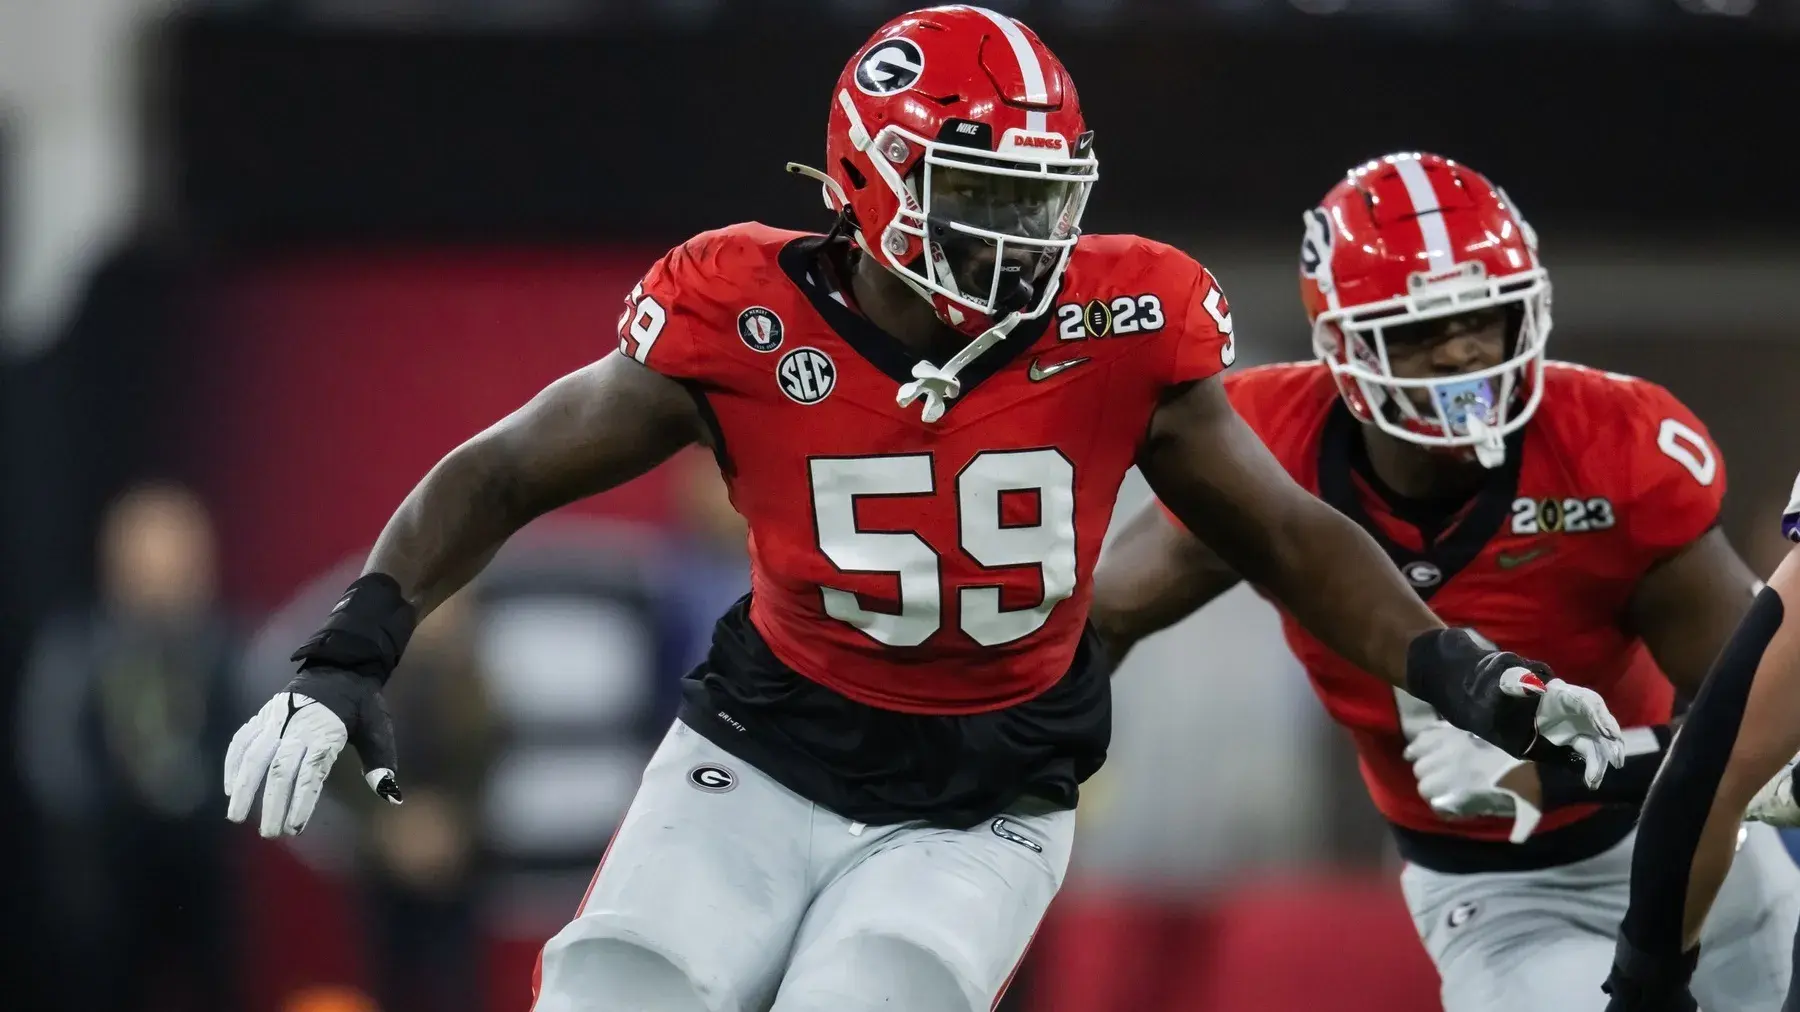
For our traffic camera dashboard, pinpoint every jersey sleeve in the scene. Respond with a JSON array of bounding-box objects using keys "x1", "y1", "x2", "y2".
[
  {"x1": 1165, "y1": 260, "x2": 1238, "y2": 387},
  {"x1": 615, "y1": 233, "x2": 736, "y2": 381},
  {"x1": 1619, "y1": 379, "x2": 1726, "y2": 559}
]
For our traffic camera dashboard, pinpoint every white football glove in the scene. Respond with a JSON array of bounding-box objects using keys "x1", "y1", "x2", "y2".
[
  {"x1": 224, "y1": 667, "x2": 402, "y2": 838},
  {"x1": 1501, "y1": 667, "x2": 1625, "y2": 789},
  {"x1": 1403, "y1": 722, "x2": 1542, "y2": 844},
  {"x1": 1746, "y1": 756, "x2": 1800, "y2": 828}
]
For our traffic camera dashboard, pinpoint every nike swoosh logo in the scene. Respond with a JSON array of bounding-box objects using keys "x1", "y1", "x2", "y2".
[
  {"x1": 280, "y1": 695, "x2": 317, "y2": 736},
  {"x1": 1028, "y1": 355, "x2": 1090, "y2": 382},
  {"x1": 1497, "y1": 546, "x2": 1553, "y2": 570},
  {"x1": 990, "y1": 817, "x2": 1044, "y2": 853}
]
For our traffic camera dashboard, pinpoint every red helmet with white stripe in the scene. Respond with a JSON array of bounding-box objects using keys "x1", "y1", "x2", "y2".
[
  {"x1": 810, "y1": 6, "x2": 1096, "y2": 339},
  {"x1": 1300, "y1": 153, "x2": 1551, "y2": 467}
]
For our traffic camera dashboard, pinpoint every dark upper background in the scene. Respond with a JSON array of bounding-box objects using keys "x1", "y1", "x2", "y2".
[{"x1": 171, "y1": 7, "x2": 1797, "y2": 245}]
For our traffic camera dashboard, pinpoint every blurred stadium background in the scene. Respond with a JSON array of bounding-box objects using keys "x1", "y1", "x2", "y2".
[{"x1": 4, "y1": 1, "x2": 1800, "y2": 1010}]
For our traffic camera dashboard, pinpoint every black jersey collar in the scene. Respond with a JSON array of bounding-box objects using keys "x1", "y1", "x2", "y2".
[
  {"x1": 1316, "y1": 402, "x2": 1525, "y2": 601},
  {"x1": 777, "y1": 235, "x2": 1049, "y2": 407}
]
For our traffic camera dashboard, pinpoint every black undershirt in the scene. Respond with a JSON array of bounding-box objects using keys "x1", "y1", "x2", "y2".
[{"x1": 679, "y1": 597, "x2": 1113, "y2": 829}]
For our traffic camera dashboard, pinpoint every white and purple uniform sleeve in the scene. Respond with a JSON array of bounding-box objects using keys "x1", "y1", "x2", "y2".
[{"x1": 1785, "y1": 470, "x2": 1800, "y2": 542}]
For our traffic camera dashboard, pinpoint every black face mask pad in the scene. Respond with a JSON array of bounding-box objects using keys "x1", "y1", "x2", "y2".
[{"x1": 915, "y1": 164, "x2": 1072, "y2": 313}]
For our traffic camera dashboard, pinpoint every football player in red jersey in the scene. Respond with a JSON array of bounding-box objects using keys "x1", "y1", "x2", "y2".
[
  {"x1": 218, "y1": 14, "x2": 1625, "y2": 1009},
  {"x1": 1599, "y1": 476, "x2": 1800, "y2": 1012},
  {"x1": 1094, "y1": 152, "x2": 1800, "y2": 1011}
]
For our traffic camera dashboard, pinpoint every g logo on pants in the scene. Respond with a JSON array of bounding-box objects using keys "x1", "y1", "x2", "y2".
[{"x1": 688, "y1": 764, "x2": 738, "y2": 794}]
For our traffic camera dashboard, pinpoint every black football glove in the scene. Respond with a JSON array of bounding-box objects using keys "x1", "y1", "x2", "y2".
[
  {"x1": 1405, "y1": 628, "x2": 1626, "y2": 788},
  {"x1": 223, "y1": 573, "x2": 415, "y2": 837}
]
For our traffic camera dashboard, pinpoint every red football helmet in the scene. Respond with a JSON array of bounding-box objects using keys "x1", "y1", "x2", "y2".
[
  {"x1": 800, "y1": 6, "x2": 1097, "y2": 342},
  {"x1": 1300, "y1": 153, "x2": 1551, "y2": 468}
]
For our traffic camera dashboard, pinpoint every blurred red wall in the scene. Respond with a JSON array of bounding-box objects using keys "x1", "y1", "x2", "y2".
[
  {"x1": 185, "y1": 248, "x2": 675, "y2": 611},
  {"x1": 185, "y1": 249, "x2": 681, "y2": 1012}
]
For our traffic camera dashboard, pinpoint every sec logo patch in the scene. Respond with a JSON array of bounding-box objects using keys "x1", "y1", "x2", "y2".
[
  {"x1": 778, "y1": 347, "x2": 836, "y2": 405},
  {"x1": 738, "y1": 306, "x2": 784, "y2": 353}
]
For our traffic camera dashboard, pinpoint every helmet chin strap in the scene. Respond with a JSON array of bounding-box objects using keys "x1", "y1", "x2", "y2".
[
  {"x1": 895, "y1": 270, "x2": 1033, "y2": 424},
  {"x1": 785, "y1": 161, "x2": 850, "y2": 212},
  {"x1": 897, "y1": 312, "x2": 1023, "y2": 423}
]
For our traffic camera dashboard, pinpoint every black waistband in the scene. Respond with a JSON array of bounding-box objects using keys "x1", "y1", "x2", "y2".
[
  {"x1": 1392, "y1": 805, "x2": 1639, "y2": 874},
  {"x1": 678, "y1": 594, "x2": 1112, "y2": 829}
]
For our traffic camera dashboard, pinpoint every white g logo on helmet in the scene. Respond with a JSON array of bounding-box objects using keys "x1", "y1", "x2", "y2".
[
  {"x1": 1300, "y1": 207, "x2": 1336, "y2": 295},
  {"x1": 855, "y1": 39, "x2": 926, "y2": 96}
]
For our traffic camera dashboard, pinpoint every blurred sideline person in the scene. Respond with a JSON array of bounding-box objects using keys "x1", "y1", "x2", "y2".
[
  {"x1": 1601, "y1": 477, "x2": 1800, "y2": 1012},
  {"x1": 660, "y1": 446, "x2": 752, "y2": 683},
  {"x1": 218, "y1": 12, "x2": 1624, "y2": 1012},
  {"x1": 17, "y1": 482, "x2": 242, "y2": 1012},
  {"x1": 357, "y1": 589, "x2": 500, "y2": 1012},
  {"x1": 1094, "y1": 153, "x2": 1800, "y2": 1012}
]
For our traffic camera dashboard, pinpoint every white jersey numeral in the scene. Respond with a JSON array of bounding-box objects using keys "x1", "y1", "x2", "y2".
[
  {"x1": 811, "y1": 455, "x2": 942, "y2": 647},
  {"x1": 1656, "y1": 417, "x2": 1717, "y2": 487},
  {"x1": 809, "y1": 449, "x2": 1079, "y2": 647},
  {"x1": 618, "y1": 283, "x2": 667, "y2": 363}
]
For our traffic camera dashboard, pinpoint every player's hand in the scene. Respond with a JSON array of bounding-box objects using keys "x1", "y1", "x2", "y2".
[
  {"x1": 1745, "y1": 755, "x2": 1800, "y2": 828},
  {"x1": 1403, "y1": 722, "x2": 1542, "y2": 843},
  {"x1": 1513, "y1": 667, "x2": 1627, "y2": 789},
  {"x1": 224, "y1": 665, "x2": 402, "y2": 837},
  {"x1": 1404, "y1": 630, "x2": 1624, "y2": 787}
]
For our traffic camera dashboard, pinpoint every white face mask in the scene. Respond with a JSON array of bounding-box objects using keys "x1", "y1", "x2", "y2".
[
  {"x1": 859, "y1": 120, "x2": 1097, "y2": 324},
  {"x1": 1314, "y1": 268, "x2": 1553, "y2": 468}
]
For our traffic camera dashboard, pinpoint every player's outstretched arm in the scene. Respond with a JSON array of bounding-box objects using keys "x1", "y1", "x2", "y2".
[
  {"x1": 1138, "y1": 378, "x2": 1430, "y2": 680},
  {"x1": 1604, "y1": 543, "x2": 1800, "y2": 1010},
  {"x1": 1140, "y1": 376, "x2": 1623, "y2": 778},
  {"x1": 365, "y1": 353, "x2": 707, "y2": 617},
  {"x1": 223, "y1": 353, "x2": 706, "y2": 838},
  {"x1": 1090, "y1": 499, "x2": 1242, "y2": 663}
]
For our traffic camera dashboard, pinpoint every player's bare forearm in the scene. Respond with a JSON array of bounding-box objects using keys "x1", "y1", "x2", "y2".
[
  {"x1": 1090, "y1": 498, "x2": 1242, "y2": 662},
  {"x1": 1627, "y1": 528, "x2": 1761, "y2": 698},
  {"x1": 366, "y1": 354, "x2": 706, "y2": 618},
  {"x1": 1139, "y1": 376, "x2": 1442, "y2": 687}
]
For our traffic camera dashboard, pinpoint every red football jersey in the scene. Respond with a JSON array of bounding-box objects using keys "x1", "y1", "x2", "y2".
[
  {"x1": 1165, "y1": 360, "x2": 1723, "y2": 841},
  {"x1": 621, "y1": 222, "x2": 1233, "y2": 715}
]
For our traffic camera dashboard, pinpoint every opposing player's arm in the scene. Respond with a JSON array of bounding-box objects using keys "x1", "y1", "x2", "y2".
[
  {"x1": 1607, "y1": 543, "x2": 1800, "y2": 998},
  {"x1": 1090, "y1": 499, "x2": 1242, "y2": 663},
  {"x1": 366, "y1": 354, "x2": 705, "y2": 617}
]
